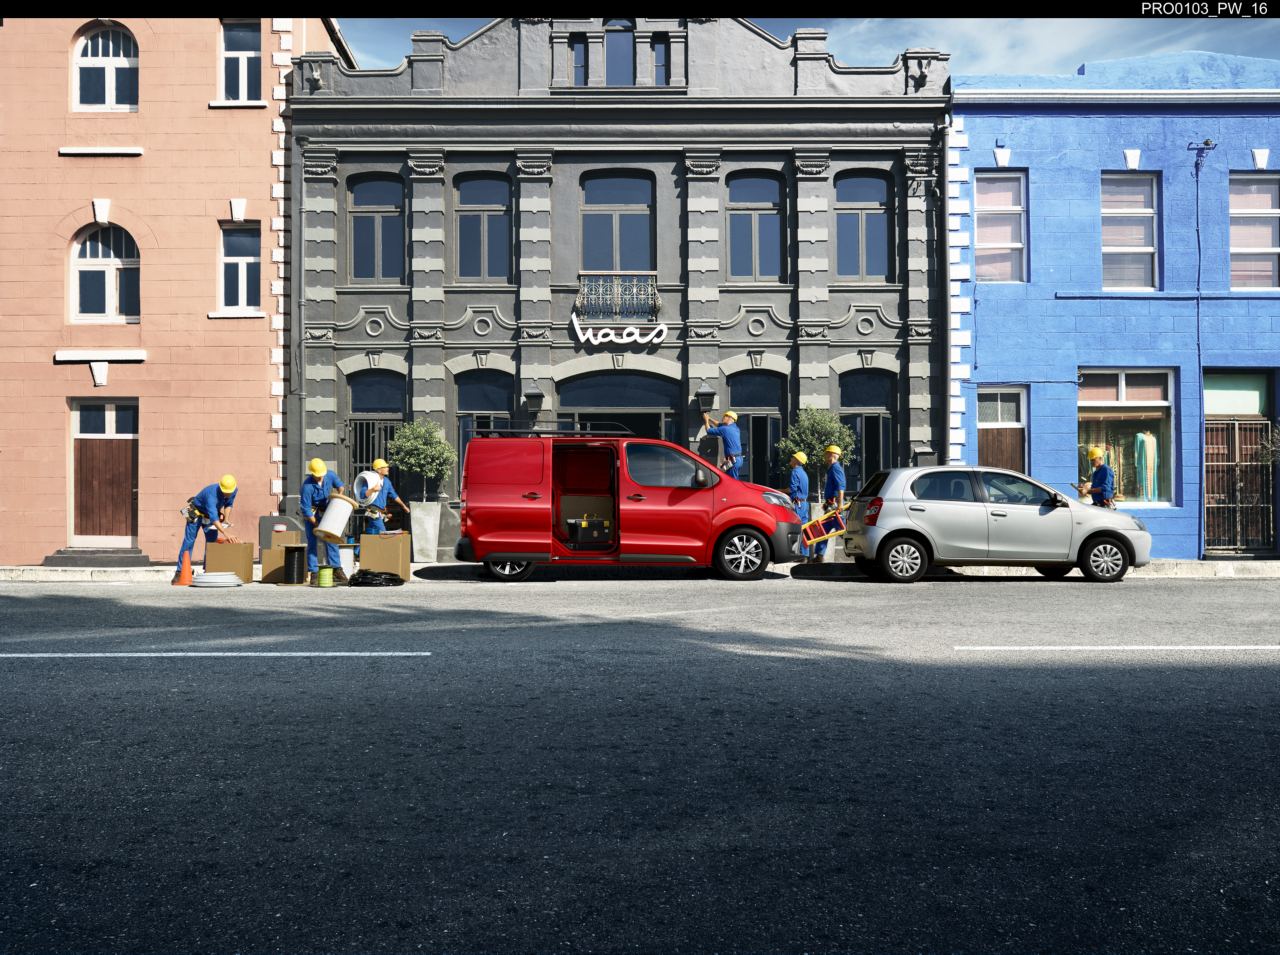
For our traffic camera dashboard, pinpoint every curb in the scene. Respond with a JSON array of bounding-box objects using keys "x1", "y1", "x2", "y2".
[{"x1": 790, "y1": 559, "x2": 1280, "y2": 580}]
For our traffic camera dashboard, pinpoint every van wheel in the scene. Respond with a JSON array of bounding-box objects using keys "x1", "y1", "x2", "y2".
[
  {"x1": 1035, "y1": 566, "x2": 1073, "y2": 579},
  {"x1": 1079, "y1": 538, "x2": 1129, "y2": 583},
  {"x1": 714, "y1": 528, "x2": 769, "y2": 581},
  {"x1": 486, "y1": 560, "x2": 536, "y2": 583},
  {"x1": 877, "y1": 537, "x2": 929, "y2": 583}
]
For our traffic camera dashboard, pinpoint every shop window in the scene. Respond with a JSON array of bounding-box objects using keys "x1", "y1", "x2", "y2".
[
  {"x1": 839, "y1": 371, "x2": 895, "y2": 492},
  {"x1": 222, "y1": 20, "x2": 262, "y2": 102},
  {"x1": 75, "y1": 26, "x2": 138, "y2": 112},
  {"x1": 974, "y1": 173, "x2": 1026, "y2": 282},
  {"x1": 1102, "y1": 175, "x2": 1158, "y2": 289},
  {"x1": 1229, "y1": 176, "x2": 1279, "y2": 288},
  {"x1": 652, "y1": 34, "x2": 670, "y2": 86},
  {"x1": 456, "y1": 177, "x2": 511, "y2": 282},
  {"x1": 73, "y1": 224, "x2": 140, "y2": 324},
  {"x1": 350, "y1": 371, "x2": 406, "y2": 416},
  {"x1": 350, "y1": 178, "x2": 405, "y2": 284},
  {"x1": 977, "y1": 388, "x2": 1026, "y2": 473},
  {"x1": 835, "y1": 174, "x2": 891, "y2": 281},
  {"x1": 581, "y1": 174, "x2": 654, "y2": 271},
  {"x1": 728, "y1": 174, "x2": 784, "y2": 282},
  {"x1": 604, "y1": 19, "x2": 635, "y2": 86},
  {"x1": 1077, "y1": 369, "x2": 1173, "y2": 503},
  {"x1": 570, "y1": 34, "x2": 588, "y2": 86},
  {"x1": 220, "y1": 226, "x2": 261, "y2": 312}
]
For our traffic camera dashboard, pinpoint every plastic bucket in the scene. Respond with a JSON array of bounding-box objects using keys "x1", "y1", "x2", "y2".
[
  {"x1": 315, "y1": 493, "x2": 358, "y2": 544},
  {"x1": 317, "y1": 566, "x2": 334, "y2": 588},
  {"x1": 272, "y1": 523, "x2": 287, "y2": 533}
]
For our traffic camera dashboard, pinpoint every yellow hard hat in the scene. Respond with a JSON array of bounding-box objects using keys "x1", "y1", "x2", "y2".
[
  {"x1": 372, "y1": 458, "x2": 389, "y2": 470},
  {"x1": 219, "y1": 474, "x2": 237, "y2": 493},
  {"x1": 792, "y1": 451, "x2": 808, "y2": 465},
  {"x1": 1088, "y1": 447, "x2": 1104, "y2": 460},
  {"x1": 308, "y1": 457, "x2": 327, "y2": 477},
  {"x1": 825, "y1": 445, "x2": 842, "y2": 456},
  {"x1": 722, "y1": 410, "x2": 738, "y2": 421}
]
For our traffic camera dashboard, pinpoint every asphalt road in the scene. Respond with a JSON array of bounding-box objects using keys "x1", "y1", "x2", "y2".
[{"x1": 2, "y1": 571, "x2": 1278, "y2": 954}]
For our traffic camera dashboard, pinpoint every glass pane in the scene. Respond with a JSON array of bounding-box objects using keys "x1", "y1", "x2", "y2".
[
  {"x1": 123, "y1": 231, "x2": 138, "y2": 259},
  {"x1": 223, "y1": 22, "x2": 261, "y2": 52},
  {"x1": 353, "y1": 180, "x2": 403, "y2": 208},
  {"x1": 864, "y1": 212, "x2": 888, "y2": 277},
  {"x1": 459, "y1": 178, "x2": 509, "y2": 207},
  {"x1": 626, "y1": 445, "x2": 698, "y2": 488},
  {"x1": 977, "y1": 393, "x2": 999, "y2": 423},
  {"x1": 1125, "y1": 373, "x2": 1167, "y2": 402},
  {"x1": 977, "y1": 212, "x2": 1023, "y2": 245},
  {"x1": 582, "y1": 214, "x2": 614, "y2": 270},
  {"x1": 559, "y1": 374, "x2": 679, "y2": 409},
  {"x1": 115, "y1": 66, "x2": 138, "y2": 105},
  {"x1": 487, "y1": 213, "x2": 510, "y2": 280},
  {"x1": 457, "y1": 370, "x2": 514, "y2": 413},
  {"x1": 605, "y1": 29, "x2": 634, "y2": 86},
  {"x1": 111, "y1": 30, "x2": 121, "y2": 57},
  {"x1": 246, "y1": 56, "x2": 261, "y2": 101},
  {"x1": 381, "y1": 215, "x2": 404, "y2": 281},
  {"x1": 653, "y1": 39, "x2": 667, "y2": 86},
  {"x1": 836, "y1": 176, "x2": 887, "y2": 204},
  {"x1": 111, "y1": 226, "x2": 126, "y2": 259},
  {"x1": 1230, "y1": 217, "x2": 1279, "y2": 248},
  {"x1": 836, "y1": 213, "x2": 860, "y2": 276},
  {"x1": 88, "y1": 33, "x2": 99, "y2": 57},
  {"x1": 458, "y1": 215, "x2": 482, "y2": 277},
  {"x1": 584, "y1": 177, "x2": 652, "y2": 205},
  {"x1": 223, "y1": 262, "x2": 239, "y2": 307},
  {"x1": 80, "y1": 67, "x2": 106, "y2": 104},
  {"x1": 571, "y1": 39, "x2": 586, "y2": 86},
  {"x1": 1102, "y1": 217, "x2": 1154, "y2": 248},
  {"x1": 115, "y1": 405, "x2": 139, "y2": 435},
  {"x1": 352, "y1": 218, "x2": 376, "y2": 279},
  {"x1": 79, "y1": 271, "x2": 106, "y2": 314},
  {"x1": 1229, "y1": 179, "x2": 1279, "y2": 210},
  {"x1": 999, "y1": 393, "x2": 1021, "y2": 423},
  {"x1": 729, "y1": 177, "x2": 779, "y2": 205},
  {"x1": 729, "y1": 214, "x2": 753, "y2": 277},
  {"x1": 729, "y1": 373, "x2": 782, "y2": 409},
  {"x1": 975, "y1": 249, "x2": 1019, "y2": 282},
  {"x1": 245, "y1": 261, "x2": 260, "y2": 307},
  {"x1": 618, "y1": 214, "x2": 652, "y2": 271},
  {"x1": 1076, "y1": 409, "x2": 1173, "y2": 502},
  {"x1": 1103, "y1": 252, "x2": 1153, "y2": 287},
  {"x1": 222, "y1": 228, "x2": 260, "y2": 258},
  {"x1": 118, "y1": 268, "x2": 140, "y2": 315},
  {"x1": 913, "y1": 472, "x2": 975, "y2": 502},
  {"x1": 975, "y1": 176, "x2": 1022, "y2": 209},
  {"x1": 1230, "y1": 253, "x2": 1279, "y2": 288},
  {"x1": 981, "y1": 472, "x2": 1053, "y2": 506},
  {"x1": 79, "y1": 405, "x2": 107, "y2": 434},
  {"x1": 350, "y1": 372, "x2": 406, "y2": 415},
  {"x1": 1205, "y1": 374, "x2": 1267, "y2": 415},
  {"x1": 757, "y1": 213, "x2": 781, "y2": 279},
  {"x1": 1078, "y1": 373, "x2": 1119, "y2": 401},
  {"x1": 840, "y1": 373, "x2": 892, "y2": 409},
  {"x1": 224, "y1": 57, "x2": 239, "y2": 101},
  {"x1": 1101, "y1": 177, "x2": 1153, "y2": 210}
]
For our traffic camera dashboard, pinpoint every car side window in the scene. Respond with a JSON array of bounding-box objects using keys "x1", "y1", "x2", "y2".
[
  {"x1": 626, "y1": 444, "x2": 699, "y2": 488},
  {"x1": 981, "y1": 472, "x2": 1054, "y2": 506},
  {"x1": 912, "y1": 472, "x2": 976, "y2": 502}
]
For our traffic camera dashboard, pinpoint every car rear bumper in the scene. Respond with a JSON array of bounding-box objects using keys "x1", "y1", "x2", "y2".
[
  {"x1": 769, "y1": 521, "x2": 804, "y2": 564},
  {"x1": 843, "y1": 523, "x2": 889, "y2": 559}
]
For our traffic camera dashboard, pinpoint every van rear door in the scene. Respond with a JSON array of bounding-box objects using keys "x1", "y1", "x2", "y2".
[{"x1": 466, "y1": 438, "x2": 551, "y2": 561}]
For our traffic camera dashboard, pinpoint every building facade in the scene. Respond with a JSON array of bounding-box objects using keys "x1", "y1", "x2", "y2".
[
  {"x1": 286, "y1": 19, "x2": 951, "y2": 556},
  {"x1": 948, "y1": 53, "x2": 1280, "y2": 559},
  {"x1": 0, "y1": 18, "x2": 353, "y2": 566}
]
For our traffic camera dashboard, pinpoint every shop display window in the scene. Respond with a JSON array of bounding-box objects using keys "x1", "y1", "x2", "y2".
[{"x1": 1077, "y1": 370, "x2": 1173, "y2": 503}]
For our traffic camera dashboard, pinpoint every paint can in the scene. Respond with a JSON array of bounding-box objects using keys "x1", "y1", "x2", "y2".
[
  {"x1": 317, "y1": 566, "x2": 333, "y2": 588},
  {"x1": 272, "y1": 523, "x2": 288, "y2": 533},
  {"x1": 315, "y1": 492, "x2": 358, "y2": 544}
]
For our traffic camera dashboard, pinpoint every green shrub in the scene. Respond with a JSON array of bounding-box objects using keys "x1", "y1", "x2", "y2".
[
  {"x1": 775, "y1": 406, "x2": 859, "y2": 494},
  {"x1": 385, "y1": 418, "x2": 457, "y2": 501}
]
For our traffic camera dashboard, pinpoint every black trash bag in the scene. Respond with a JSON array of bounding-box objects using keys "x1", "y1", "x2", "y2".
[{"x1": 349, "y1": 569, "x2": 406, "y2": 587}]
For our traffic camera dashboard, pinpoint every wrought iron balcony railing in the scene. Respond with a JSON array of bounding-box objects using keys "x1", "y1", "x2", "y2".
[{"x1": 573, "y1": 272, "x2": 662, "y2": 321}]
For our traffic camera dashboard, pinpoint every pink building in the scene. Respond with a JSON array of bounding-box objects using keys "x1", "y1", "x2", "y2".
[{"x1": 0, "y1": 18, "x2": 354, "y2": 567}]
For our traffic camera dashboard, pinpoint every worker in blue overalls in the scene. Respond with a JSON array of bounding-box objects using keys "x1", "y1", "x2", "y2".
[
  {"x1": 788, "y1": 452, "x2": 810, "y2": 561},
  {"x1": 300, "y1": 457, "x2": 349, "y2": 585},
  {"x1": 362, "y1": 458, "x2": 411, "y2": 538},
  {"x1": 175, "y1": 475, "x2": 241, "y2": 582},
  {"x1": 703, "y1": 409, "x2": 743, "y2": 478},
  {"x1": 1073, "y1": 446, "x2": 1116, "y2": 509},
  {"x1": 811, "y1": 445, "x2": 846, "y2": 564}
]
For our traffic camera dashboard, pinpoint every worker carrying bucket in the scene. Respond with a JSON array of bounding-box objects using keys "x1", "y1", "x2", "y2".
[
  {"x1": 300, "y1": 458, "x2": 349, "y2": 585},
  {"x1": 702, "y1": 409, "x2": 743, "y2": 478},
  {"x1": 175, "y1": 475, "x2": 241, "y2": 583},
  {"x1": 809, "y1": 446, "x2": 847, "y2": 564}
]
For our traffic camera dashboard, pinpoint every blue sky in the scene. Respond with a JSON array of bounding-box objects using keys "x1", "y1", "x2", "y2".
[{"x1": 338, "y1": 18, "x2": 1280, "y2": 74}]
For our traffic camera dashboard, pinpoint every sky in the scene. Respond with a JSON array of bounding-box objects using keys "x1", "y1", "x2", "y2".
[{"x1": 338, "y1": 17, "x2": 1280, "y2": 75}]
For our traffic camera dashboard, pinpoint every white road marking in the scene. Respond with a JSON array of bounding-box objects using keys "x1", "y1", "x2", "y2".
[
  {"x1": 0, "y1": 652, "x2": 432, "y2": 658},
  {"x1": 955, "y1": 645, "x2": 1279, "y2": 652}
]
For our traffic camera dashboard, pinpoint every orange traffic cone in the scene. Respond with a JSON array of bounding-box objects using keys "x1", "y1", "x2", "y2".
[{"x1": 173, "y1": 551, "x2": 193, "y2": 586}]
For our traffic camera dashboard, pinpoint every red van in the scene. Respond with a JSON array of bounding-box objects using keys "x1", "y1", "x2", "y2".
[{"x1": 453, "y1": 425, "x2": 803, "y2": 582}]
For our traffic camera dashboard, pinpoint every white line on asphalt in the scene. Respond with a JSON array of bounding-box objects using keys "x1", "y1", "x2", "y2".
[
  {"x1": 0, "y1": 652, "x2": 433, "y2": 658},
  {"x1": 954, "y1": 645, "x2": 1279, "y2": 651}
]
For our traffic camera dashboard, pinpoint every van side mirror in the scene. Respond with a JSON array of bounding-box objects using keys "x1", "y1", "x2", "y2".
[{"x1": 694, "y1": 469, "x2": 710, "y2": 488}]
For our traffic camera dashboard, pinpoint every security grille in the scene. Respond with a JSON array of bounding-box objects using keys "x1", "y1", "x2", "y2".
[
  {"x1": 1205, "y1": 419, "x2": 1275, "y2": 552},
  {"x1": 342, "y1": 419, "x2": 420, "y2": 504}
]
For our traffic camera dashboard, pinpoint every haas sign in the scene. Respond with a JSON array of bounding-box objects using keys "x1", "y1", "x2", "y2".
[{"x1": 571, "y1": 313, "x2": 668, "y2": 347}]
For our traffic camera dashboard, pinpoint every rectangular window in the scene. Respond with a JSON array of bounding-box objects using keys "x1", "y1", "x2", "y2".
[
  {"x1": 222, "y1": 21, "x2": 262, "y2": 102},
  {"x1": 1102, "y1": 175, "x2": 1157, "y2": 289},
  {"x1": 582, "y1": 214, "x2": 614, "y2": 271},
  {"x1": 80, "y1": 67, "x2": 107, "y2": 104},
  {"x1": 79, "y1": 271, "x2": 107, "y2": 314},
  {"x1": 605, "y1": 29, "x2": 634, "y2": 86},
  {"x1": 1229, "y1": 176, "x2": 1279, "y2": 288},
  {"x1": 653, "y1": 35, "x2": 669, "y2": 86},
  {"x1": 221, "y1": 226, "x2": 261, "y2": 310},
  {"x1": 834, "y1": 175, "x2": 891, "y2": 281},
  {"x1": 1077, "y1": 369, "x2": 1173, "y2": 503},
  {"x1": 975, "y1": 173, "x2": 1026, "y2": 282},
  {"x1": 458, "y1": 215, "x2": 482, "y2": 278},
  {"x1": 571, "y1": 35, "x2": 587, "y2": 87},
  {"x1": 977, "y1": 388, "x2": 1026, "y2": 473},
  {"x1": 74, "y1": 402, "x2": 139, "y2": 438}
]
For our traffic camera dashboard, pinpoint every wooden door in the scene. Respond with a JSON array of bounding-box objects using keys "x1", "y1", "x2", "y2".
[
  {"x1": 978, "y1": 428, "x2": 1025, "y2": 473},
  {"x1": 74, "y1": 439, "x2": 138, "y2": 537}
]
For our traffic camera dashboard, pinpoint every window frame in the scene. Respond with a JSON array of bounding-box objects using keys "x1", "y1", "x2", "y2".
[
  {"x1": 570, "y1": 33, "x2": 588, "y2": 86},
  {"x1": 976, "y1": 388, "x2": 1026, "y2": 429},
  {"x1": 603, "y1": 18, "x2": 635, "y2": 87},
  {"x1": 838, "y1": 370, "x2": 897, "y2": 493},
  {"x1": 833, "y1": 172, "x2": 893, "y2": 283},
  {"x1": 454, "y1": 176, "x2": 513, "y2": 284},
  {"x1": 220, "y1": 18, "x2": 263, "y2": 104},
  {"x1": 1101, "y1": 174, "x2": 1159, "y2": 290},
  {"x1": 348, "y1": 369, "x2": 408, "y2": 419},
  {"x1": 973, "y1": 171, "x2": 1027, "y2": 284},
  {"x1": 347, "y1": 177, "x2": 406, "y2": 286},
  {"x1": 72, "y1": 400, "x2": 139, "y2": 439},
  {"x1": 71, "y1": 224, "x2": 140, "y2": 325},
  {"x1": 624, "y1": 442, "x2": 707, "y2": 489},
  {"x1": 1229, "y1": 173, "x2": 1280, "y2": 290},
  {"x1": 579, "y1": 173, "x2": 656, "y2": 272},
  {"x1": 1077, "y1": 368, "x2": 1175, "y2": 507},
  {"x1": 651, "y1": 33, "x2": 670, "y2": 87},
  {"x1": 73, "y1": 26, "x2": 139, "y2": 113},
  {"x1": 726, "y1": 173, "x2": 786, "y2": 283},
  {"x1": 218, "y1": 223, "x2": 262, "y2": 314}
]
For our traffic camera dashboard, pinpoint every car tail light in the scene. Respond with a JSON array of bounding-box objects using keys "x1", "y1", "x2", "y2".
[
  {"x1": 459, "y1": 488, "x2": 467, "y2": 527},
  {"x1": 863, "y1": 497, "x2": 884, "y2": 527}
]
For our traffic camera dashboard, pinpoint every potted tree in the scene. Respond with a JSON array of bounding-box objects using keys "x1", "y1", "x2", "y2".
[
  {"x1": 775, "y1": 405, "x2": 860, "y2": 503},
  {"x1": 385, "y1": 418, "x2": 458, "y2": 562}
]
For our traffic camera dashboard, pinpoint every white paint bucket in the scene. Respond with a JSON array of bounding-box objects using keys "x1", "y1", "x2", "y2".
[
  {"x1": 315, "y1": 492, "x2": 358, "y2": 544},
  {"x1": 272, "y1": 523, "x2": 287, "y2": 533},
  {"x1": 352, "y1": 470, "x2": 383, "y2": 505}
]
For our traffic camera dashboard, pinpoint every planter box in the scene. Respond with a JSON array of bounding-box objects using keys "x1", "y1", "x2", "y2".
[
  {"x1": 204, "y1": 541, "x2": 254, "y2": 584},
  {"x1": 409, "y1": 502, "x2": 441, "y2": 563}
]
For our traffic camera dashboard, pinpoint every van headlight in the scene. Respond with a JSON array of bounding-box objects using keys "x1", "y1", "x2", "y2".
[
  {"x1": 1131, "y1": 516, "x2": 1147, "y2": 532},
  {"x1": 762, "y1": 491, "x2": 793, "y2": 510}
]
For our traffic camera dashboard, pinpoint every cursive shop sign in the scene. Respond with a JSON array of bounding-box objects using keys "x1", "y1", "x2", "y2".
[{"x1": 571, "y1": 313, "x2": 668, "y2": 347}]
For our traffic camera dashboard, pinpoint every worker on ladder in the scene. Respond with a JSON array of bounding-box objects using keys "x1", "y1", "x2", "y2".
[
  {"x1": 363, "y1": 458, "x2": 411, "y2": 537},
  {"x1": 175, "y1": 475, "x2": 241, "y2": 582},
  {"x1": 702, "y1": 409, "x2": 743, "y2": 478},
  {"x1": 300, "y1": 458, "x2": 349, "y2": 585},
  {"x1": 811, "y1": 446, "x2": 846, "y2": 564},
  {"x1": 788, "y1": 452, "x2": 810, "y2": 561}
]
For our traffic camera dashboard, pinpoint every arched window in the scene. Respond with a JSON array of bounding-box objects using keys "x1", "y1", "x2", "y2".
[
  {"x1": 728, "y1": 174, "x2": 784, "y2": 281},
  {"x1": 604, "y1": 19, "x2": 635, "y2": 86},
  {"x1": 839, "y1": 371, "x2": 896, "y2": 491},
  {"x1": 835, "y1": 173, "x2": 892, "y2": 281},
  {"x1": 75, "y1": 26, "x2": 139, "y2": 111},
  {"x1": 73, "y1": 224, "x2": 140, "y2": 324},
  {"x1": 349, "y1": 178, "x2": 404, "y2": 284},
  {"x1": 457, "y1": 370, "x2": 515, "y2": 465},
  {"x1": 581, "y1": 174, "x2": 654, "y2": 271},
  {"x1": 728, "y1": 372, "x2": 786, "y2": 486},
  {"x1": 456, "y1": 177, "x2": 511, "y2": 282},
  {"x1": 557, "y1": 373, "x2": 679, "y2": 441},
  {"x1": 350, "y1": 371, "x2": 406, "y2": 416}
]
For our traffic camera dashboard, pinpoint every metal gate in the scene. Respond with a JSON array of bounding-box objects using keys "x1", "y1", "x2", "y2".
[
  {"x1": 1205, "y1": 419, "x2": 1275, "y2": 552},
  {"x1": 342, "y1": 419, "x2": 420, "y2": 506}
]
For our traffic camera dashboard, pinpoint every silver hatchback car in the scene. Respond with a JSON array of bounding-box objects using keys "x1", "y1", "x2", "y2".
[{"x1": 842, "y1": 466, "x2": 1152, "y2": 583}]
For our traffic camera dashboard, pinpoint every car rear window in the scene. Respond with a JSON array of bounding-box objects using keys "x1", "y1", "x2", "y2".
[{"x1": 855, "y1": 470, "x2": 889, "y2": 499}]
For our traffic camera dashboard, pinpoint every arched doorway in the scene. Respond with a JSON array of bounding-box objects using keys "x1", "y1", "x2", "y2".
[
  {"x1": 557, "y1": 373, "x2": 680, "y2": 441},
  {"x1": 728, "y1": 371, "x2": 786, "y2": 487}
]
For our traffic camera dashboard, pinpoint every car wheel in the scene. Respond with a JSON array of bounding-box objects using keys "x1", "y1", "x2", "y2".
[
  {"x1": 853, "y1": 556, "x2": 881, "y2": 578},
  {"x1": 877, "y1": 537, "x2": 929, "y2": 583},
  {"x1": 1079, "y1": 538, "x2": 1129, "y2": 583},
  {"x1": 1035, "y1": 566, "x2": 1073, "y2": 579},
  {"x1": 714, "y1": 527, "x2": 769, "y2": 581},
  {"x1": 486, "y1": 560, "x2": 536, "y2": 583}
]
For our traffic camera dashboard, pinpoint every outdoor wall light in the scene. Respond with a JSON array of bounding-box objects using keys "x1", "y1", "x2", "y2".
[
  {"x1": 523, "y1": 382, "x2": 546, "y2": 413},
  {"x1": 695, "y1": 380, "x2": 717, "y2": 414}
]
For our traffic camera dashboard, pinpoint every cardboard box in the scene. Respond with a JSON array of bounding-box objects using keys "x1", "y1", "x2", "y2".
[
  {"x1": 204, "y1": 541, "x2": 254, "y2": 584},
  {"x1": 264, "y1": 529, "x2": 302, "y2": 551},
  {"x1": 359, "y1": 533, "x2": 411, "y2": 581},
  {"x1": 261, "y1": 545, "x2": 288, "y2": 584}
]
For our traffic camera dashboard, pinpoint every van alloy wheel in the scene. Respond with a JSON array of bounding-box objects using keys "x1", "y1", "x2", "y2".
[
  {"x1": 486, "y1": 560, "x2": 536, "y2": 583},
  {"x1": 714, "y1": 527, "x2": 770, "y2": 581}
]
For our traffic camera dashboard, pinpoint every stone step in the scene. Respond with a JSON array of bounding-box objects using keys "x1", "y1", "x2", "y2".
[{"x1": 42, "y1": 548, "x2": 152, "y2": 568}]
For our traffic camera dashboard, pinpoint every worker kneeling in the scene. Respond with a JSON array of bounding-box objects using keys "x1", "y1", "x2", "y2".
[
  {"x1": 301, "y1": 458, "x2": 349, "y2": 585},
  {"x1": 362, "y1": 458, "x2": 411, "y2": 537},
  {"x1": 176, "y1": 475, "x2": 241, "y2": 582}
]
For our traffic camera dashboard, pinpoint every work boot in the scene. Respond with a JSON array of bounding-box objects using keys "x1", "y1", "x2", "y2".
[
  {"x1": 170, "y1": 570, "x2": 181, "y2": 584},
  {"x1": 332, "y1": 568, "x2": 351, "y2": 585},
  {"x1": 811, "y1": 554, "x2": 825, "y2": 564}
]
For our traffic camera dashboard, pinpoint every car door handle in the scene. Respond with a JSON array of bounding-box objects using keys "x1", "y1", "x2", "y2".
[
  {"x1": 522, "y1": 492, "x2": 542, "y2": 500},
  {"x1": 991, "y1": 510, "x2": 1007, "y2": 517},
  {"x1": 909, "y1": 504, "x2": 926, "y2": 512},
  {"x1": 627, "y1": 494, "x2": 646, "y2": 501}
]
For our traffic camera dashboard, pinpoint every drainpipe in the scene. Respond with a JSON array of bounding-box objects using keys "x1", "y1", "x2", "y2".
[
  {"x1": 1190, "y1": 138, "x2": 1216, "y2": 559},
  {"x1": 941, "y1": 111, "x2": 952, "y2": 464}
]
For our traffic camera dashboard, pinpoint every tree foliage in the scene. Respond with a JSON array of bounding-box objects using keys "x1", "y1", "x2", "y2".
[
  {"x1": 385, "y1": 418, "x2": 457, "y2": 501},
  {"x1": 775, "y1": 406, "x2": 859, "y2": 492}
]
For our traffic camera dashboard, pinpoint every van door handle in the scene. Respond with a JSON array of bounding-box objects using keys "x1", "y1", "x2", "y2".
[
  {"x1": 909, "y1": 505, "x2": 926, "y2": 512},
  {"x1": 991, "y1": 510, "x2": 1007, "y2": 517},
  {"x1": 522, "y1": 492, "x2": 542, "y2": 500},
  {"x1": 627, "y1": 494, "x2": 646, "y2": 501}
]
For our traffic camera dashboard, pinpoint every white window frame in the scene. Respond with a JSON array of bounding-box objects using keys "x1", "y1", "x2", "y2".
[
  {"x1": 72, "y1": 400, "x2": 139, "y2": 439},
  {"x1": 71, "y1": 224, "x2": 140, "y2": 325},
  {"x1": 1077, "y1": 368, "x2": 1175, "y2": 507},
  {"x1": 973, "y1": 172, "x2": 1027, "y2": 283},
  {"x1": 73, "y1": 26, "x2": 139, "y2": 113},
  {"x1": 1101, "y1": 174, "x2": 1158, "y2": 290},
  {"x1": 220, "y1": 19, "x2": 263, "y2": 104},
  {"x1": 976, "y1": 388, "x2": 1026, "y2": 429},
  {"x1": 216, "y1": 223, "x2": 264, "y2": 317},
  {"x1": 1229, "y1": 173, "x2": 1280, "y2": 290}
]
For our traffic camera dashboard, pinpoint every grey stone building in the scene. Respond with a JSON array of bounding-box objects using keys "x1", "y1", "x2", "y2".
[{"x1": 286, "y1": 18, "x2": 949, "y2": 547}]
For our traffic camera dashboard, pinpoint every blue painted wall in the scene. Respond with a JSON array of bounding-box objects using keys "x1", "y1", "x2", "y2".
[{"x1": 950, "y1": 53, "x2": 1280, "y2": 559}]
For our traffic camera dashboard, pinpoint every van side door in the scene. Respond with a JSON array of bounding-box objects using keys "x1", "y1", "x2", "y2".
[
  {"x1": 618, "y1": 443, "x2": 715, "y2": 562},
  {"x1": 466, "y1": 439, "x2": 552, "y2": 560}
]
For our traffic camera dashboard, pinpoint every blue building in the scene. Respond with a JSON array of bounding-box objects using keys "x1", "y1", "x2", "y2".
[{"x1": 947, "y1": 53, "x2": 1280, "y2": 559}]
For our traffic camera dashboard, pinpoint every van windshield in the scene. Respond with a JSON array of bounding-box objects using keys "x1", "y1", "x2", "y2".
[{"x1": 855, "y1": 470, "x2": 889, "y2": 499}]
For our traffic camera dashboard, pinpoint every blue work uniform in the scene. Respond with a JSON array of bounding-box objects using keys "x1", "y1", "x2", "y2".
[
  {"x1": 300, "y1": 471, "x2": 345, "y2": 573},
  {"x1": 1090, "y1": 463, "x2": 1115, "y2": 506},
  {"x1": 789, "y1": 465, "x2": 811, "y2": 557},
  {"x1": 178, "y1": 484, "x2": 237, "y2": 566},
  {"x1": 813, "y1": 461, "x2": 847, "y2": 558},
  {"x1": 707, "y1": 421, "x2": 743, "y2": 479},
  {"x1": 363, "y1": 476, "x2": 400, "y2": 536}
]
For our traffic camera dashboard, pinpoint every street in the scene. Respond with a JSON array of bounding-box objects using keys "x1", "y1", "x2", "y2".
[{"x1": 2, "y1": 572, "x2": 1278, "y2": 953}]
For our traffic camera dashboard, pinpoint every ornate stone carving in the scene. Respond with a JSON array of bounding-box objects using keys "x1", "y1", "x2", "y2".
[
  {"x1": 904, "y1": 148, "x2": 938, "y2": 181},
  {"x1": 519, "y1": 325, "x2": 553, "y2": 341},
  {"x1": 798, "y1": 324, "x2": 829, "y2": 341},
  {"x1": 303, "y1": 327, "x2": 333, "y2": 342},
  {"x1": 408, "y1": 152, "x2": 444, "y2": 177},
  {"x1": 305, "y1": 61, "x2": 325, "y2": 92},
  {"x1": 410, "y1": 326, "x2": 442, "y2": 342},
  {"x1": 908, "y1": 323, "x2": 933, "y2": 339},
  {"x1": 685, "y1": 157, "x2": 721, "y2": 177},
  {"x1": 516, "y1": 157, "x2": 553, "y2": 177},
  {"x1": 687, "y1": 325, "x2": 719, "y2": 342},
  {"x1": 794, "y1": 153, "x2": 830, "y2": 177},
  {"x1": 303, "y1": 149, "x2": 337, "y2": 178}
]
